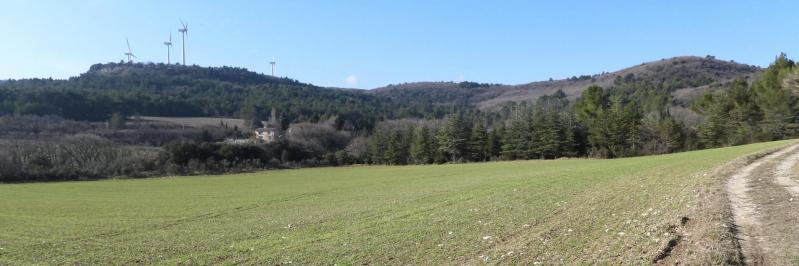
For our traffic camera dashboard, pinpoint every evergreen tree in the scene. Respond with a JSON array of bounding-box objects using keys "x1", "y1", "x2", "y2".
[
  {"x1": 752, "y1": 53, "x2": 798, "y2": 140},
  {"x1": 605, "y1": 98, "x2": 627, "y2": 157},
  {"x1": 727, "y1": 78, "x2": 761, "y2": 145},
  {"x1": 695, "y1": 92, "x2": 732, "y2": 148},
  {"x1": 660, "y1": 116, "x2": 684, "y2": 153},
  {"x1": 575, "y1": 86, "x2": 613, "y2": 157},
  {"x1": 368, "y1": 134, "x2": 387, "y2": 164},
  {"x1": 574, "y1": 85, "x2": 606, "y2": 123},
  {"x1": 384, "y1": 132, "x2": 406, "y2": 165},
  {"x1": 558, "y1": 112, "x2": 578, "y2": 157},
  {"x1": 410, "y1": 126, "x2": 433, "y2": 164},
  {"x1": 525, "y1": 110, "x2": 542, "y2": 158},
  {"x1": 487, "y1": 124, "x2": 504, "y2": 160},
  {"x1": 501, "y1": 115, "x2": 528, "y2": 160},
  {"x1": 536, "y1": 110, "x2": 561, "y2": 159},
  {"x1": 623, "y1": 104, "x2": 643, "y2": 156},
  {"x1": 436, "y1": 115, "x2": 470, "y2": 162},
  {"x1": 468, "y1": 120, "x2": 488, "y2": 161}
]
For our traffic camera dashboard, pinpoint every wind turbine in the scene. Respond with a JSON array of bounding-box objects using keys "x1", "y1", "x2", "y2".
[
  {"x1": 269, "y1": 57, "x2": 276, "y2": 76},
  {"x1": 124, "y1": 38, "x2": 137, "y2": 63},
  {"x1": 163, "y1": 33, "x2": 172, "y2": 64},
  {"x1": 178, "y1": 19, "x2": 188, "y2": 65}
]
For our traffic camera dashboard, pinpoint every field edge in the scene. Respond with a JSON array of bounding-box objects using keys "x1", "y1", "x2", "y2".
[{"x1": 662, "y1": 143, "x2": 793, "y2": 264}]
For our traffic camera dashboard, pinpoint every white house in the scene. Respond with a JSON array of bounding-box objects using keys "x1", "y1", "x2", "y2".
[{"x1": 253, "y1": 108, "x2": 282, "y2": 143}]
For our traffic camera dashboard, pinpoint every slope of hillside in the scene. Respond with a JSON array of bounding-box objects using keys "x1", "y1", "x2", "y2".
[
  {"x1": 0, "y1": 63, "x2": 444, "y2": 127},
  {"x1": 0, "y1": 57, "x2": 763, "y2": 127},
  {"x1": 371, "y1": 56, "x2": 761, "y2": 110}
]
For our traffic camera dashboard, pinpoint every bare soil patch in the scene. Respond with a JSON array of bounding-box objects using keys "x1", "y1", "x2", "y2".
[{"x1": 726, "y1": 144, "x2": 799, "y2": 265}]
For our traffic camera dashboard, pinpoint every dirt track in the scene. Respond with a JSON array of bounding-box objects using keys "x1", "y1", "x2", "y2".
[{"x1": 727, "y1": 144, "x2": 799, "y2": 265}]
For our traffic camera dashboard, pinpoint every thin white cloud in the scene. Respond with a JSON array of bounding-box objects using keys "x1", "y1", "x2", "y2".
[
  {"x1": 344, "y1": 74, "x2": 358, "y2": 86},
  {"x1": 455, "y1": 74, "x2": 465, "y2": 82}
]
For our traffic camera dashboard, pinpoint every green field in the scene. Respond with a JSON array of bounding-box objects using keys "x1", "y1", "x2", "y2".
[{"x1": 0, "y1": 140, "x2": 791, "y2": 264}]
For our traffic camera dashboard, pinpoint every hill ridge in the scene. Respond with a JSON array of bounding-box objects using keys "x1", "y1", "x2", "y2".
[{"x1": 371, "y1": 56, "x2": 762, "y2": 110}]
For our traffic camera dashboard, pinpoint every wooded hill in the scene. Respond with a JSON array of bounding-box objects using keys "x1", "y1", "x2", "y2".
[
  {"x1": 4, "y1": 54, "x2": 799, "y2": 182},
  {"x1": 0, "y1": 63, "x2": 459, "y2": 131},
  {"x1": 0, "y1": 56, "x2": 761, "y2": 128},
  {"x1": 372, "y1": 56, "x2": 761, "y2": 124}
]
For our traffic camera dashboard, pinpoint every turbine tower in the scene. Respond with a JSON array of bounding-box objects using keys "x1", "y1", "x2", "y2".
[
  {"x1": 178, "y1": 19, "x2": 188, "y2": 65},
  {"x1": 124, "y1": 38, "x2": 137, "y2": 63},
  {"x1": 269, "y1": 57, "x2": 276, "y2": 76},
  {"x1": 163, "y1": 33, "x2": 172, "y2": 64}
]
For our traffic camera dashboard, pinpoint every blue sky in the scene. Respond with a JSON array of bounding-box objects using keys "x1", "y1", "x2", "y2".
[{"x1": 1, "y1": 1, "x2": 797, "y2": 89}]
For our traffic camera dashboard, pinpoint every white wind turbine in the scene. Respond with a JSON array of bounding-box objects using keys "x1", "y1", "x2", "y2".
[
  {"x1": 164, "y1": 33, "x2": 173, "y2": 64},
  {"x1": 178, "y1": 19, "x2": 189, "y2": 65},
  {"x1": 124, "y1": 38, "x2": 137, "y2": 62}
]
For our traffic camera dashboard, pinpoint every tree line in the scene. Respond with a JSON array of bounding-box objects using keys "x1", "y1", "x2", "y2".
[
  {"x1": 694, "y1": 54, "x2": 799, "y2": 147},
  {"x1": 2, "y1": 54, "x2": 799, "y2": 182},
  {"x1": 362, "y1": 54, "x2": 799, "y2": 165}
]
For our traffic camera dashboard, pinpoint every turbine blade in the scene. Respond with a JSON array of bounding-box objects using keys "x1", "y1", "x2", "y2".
[{"x1": 126, "y1": 38, "x2": 131, "y2": 53}]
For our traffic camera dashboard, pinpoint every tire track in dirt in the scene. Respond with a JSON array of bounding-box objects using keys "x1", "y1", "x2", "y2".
[
  {"x1": 725, "y1": 144, "x2": 799, "y2": 264},
  {"x1": 726, "y1": 144, "x2": 799, "y2": 265},
  {"x1": 775, "y1": 149, "x2": 799, "y2": 196}
]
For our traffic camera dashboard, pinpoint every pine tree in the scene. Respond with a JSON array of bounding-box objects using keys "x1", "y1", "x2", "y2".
[
  {"x1": 660, "y1": 116, "x2": 684, "y2": 153},
  {"x1": 384, "y1": 132, "x2": 407, "y2": 165},
  {"x1": 695, "y1": 93, "x2": 732, "y2": 148},
  {"x1": 410, "y1": 126, "x2": 432, "y2": 164},
  {"x1": 468, "y1": 120, "x2": 488, "y2": 161},
  {"x1": 368, "y1": 134, "x2": 387, "y2": 164},
  {"x1": 437, "y1": 115, "x2": 470, "y2": 162},
  {"x1": 575, "y1": 85, "x2": 613, "y2": 157},
  {"x1": 558, "y1": 112, "x2": 578, "y2": 157},
  {"x1": 526, "y1": 111, "x2": 543, "y2": 159},
  {"x1": 487, "y1": 124, "x2": 504, "y2": 160},
  {"x1": 752, "y1": 53, "x2": 798, "y2": 140},
  {"x1": 501, "y1": 115, "x2": 528, "y2": 160},
  {"x1": 536, "y1": 110, "x2": 560, "y2": 159},
  {"x1": 384, "y1": 133, "x2": 398, "y2": 165},
  {"x1": 623, "y1": 104, "x2": 643, "y2": 156},
  {"x1": 574, "y1": 85, "x2": 606, "y2": 123},
  {"x1": 727, "y1": 78, "x2": 761, "y2": 145}
]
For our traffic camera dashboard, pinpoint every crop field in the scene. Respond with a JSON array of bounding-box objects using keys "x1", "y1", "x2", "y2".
[
  {"x1": 0, "y1": 140, "x2": 792, "y2": 264},
  {"x1": 137, "y1": 116, "x2": 246, "y2": 129}
]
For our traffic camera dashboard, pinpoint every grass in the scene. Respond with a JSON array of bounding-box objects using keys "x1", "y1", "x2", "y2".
[
  {"x1": 137, "y1": 116, "x2": 245, "y2": 129},
  {"x1": 0, "y1": 140, "x2": 792, "y2": 264}
]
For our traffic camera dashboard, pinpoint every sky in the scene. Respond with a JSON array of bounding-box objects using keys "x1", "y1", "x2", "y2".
[{"x1": 1, "y1": 1, "x2": 797, "y2": 89}]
